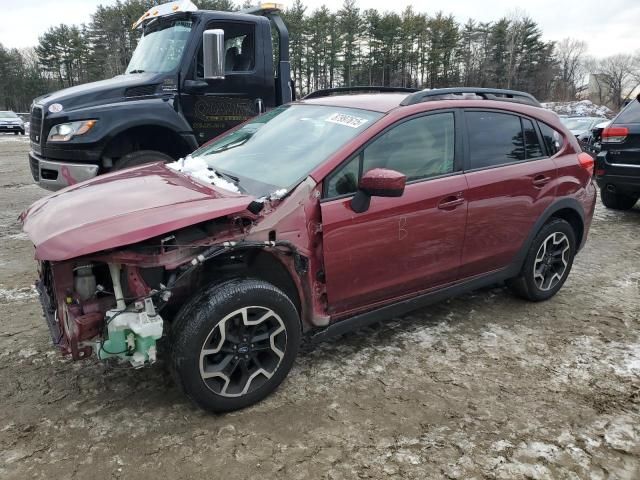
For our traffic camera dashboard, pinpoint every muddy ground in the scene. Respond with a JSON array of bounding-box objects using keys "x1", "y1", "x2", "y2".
[{"x1": 0, "y1": 135, "x2": 639, "y2": 479}]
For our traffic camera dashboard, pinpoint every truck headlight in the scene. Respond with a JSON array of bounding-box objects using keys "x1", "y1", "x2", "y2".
[{"x1": 48, "y1": 120, "x2": 97, "y2": 142}]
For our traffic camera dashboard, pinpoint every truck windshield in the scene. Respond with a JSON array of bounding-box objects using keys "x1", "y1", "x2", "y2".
[
  {"x1": 126, "y1": 20, "x2": 192, "y2": 74},
  {"x1": 191, "y1": 105, "x2": 383, "y2": 196}
]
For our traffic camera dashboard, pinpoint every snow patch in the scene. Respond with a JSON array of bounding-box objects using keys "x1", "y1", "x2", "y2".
[
  {"x1": 0, "y1": 135, "x2": 29, "y2": 143},
  {"x1": 542, "y1": 100, "x2": 612, "y2": 118},
  {"x1": 167, "y1": 155, "x2": 240, "y2": 193},
  {"x1": 613, "y1": 343, "x2": 640, "y2": 376},
  {"x1": 0, "y1": 286, "x2": 37, "y2": 302},
  {"x1": 269, "y1": 188, "x2": 288, "y2": 200},
  {"x1": 18, "y1": 348, "x2": 38, "y2": 359}
]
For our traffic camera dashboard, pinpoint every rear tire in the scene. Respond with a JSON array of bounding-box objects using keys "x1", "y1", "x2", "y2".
[
  {"x1": 113, "y1": 150, "x2": 174, "y2": 170},
  {"x1": 507, "y1": 218, "x2": 576, "y2": 302},
  {"x1": 171, "y1": 279, "x2": 301, "y2": 413},
  {"x1": 13, "y1": 131, "x2": 18, "y2": 135},
  {"x1": 601, "y1": 189, "x2": 637, "y2": 210}
]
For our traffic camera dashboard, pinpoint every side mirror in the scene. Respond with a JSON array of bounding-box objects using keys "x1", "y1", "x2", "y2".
[
  {"x1": 203, "y1": 29, "x2": 225, "y2": 80},
  {"x1": 351, "y1": 168, "x2": 406, "y2": 213}
]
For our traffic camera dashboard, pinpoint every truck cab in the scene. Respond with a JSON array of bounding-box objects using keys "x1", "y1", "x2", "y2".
[{"x1": 28, "y1": 1, "x2": 292, "y2": 190}]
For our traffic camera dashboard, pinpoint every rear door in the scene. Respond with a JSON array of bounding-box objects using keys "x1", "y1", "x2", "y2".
[
  {"x1": 459, "y1": 110, "x2": 558, "y2": 279},
  {"x1": 320, "y1": 111, "x2": 468, "y2": 315}
]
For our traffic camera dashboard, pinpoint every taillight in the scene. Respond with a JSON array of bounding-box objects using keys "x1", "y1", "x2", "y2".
[
  {"x1": 602, "y1": 126, "x2": 628, "y2": 143},
  {"x1": 578, "y1": 152, "x2": 594, "y2": 175}
]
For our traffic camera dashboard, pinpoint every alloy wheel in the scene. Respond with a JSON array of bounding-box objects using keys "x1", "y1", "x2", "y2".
[
  {"x1": 533, "y1": 232, "x2": 570, "y2": 291},
  {"x1": 199, "y1": 306, "x2": 287, "y2": 397}
]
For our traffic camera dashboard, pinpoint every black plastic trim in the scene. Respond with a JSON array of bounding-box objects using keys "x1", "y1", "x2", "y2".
[
  {"x1": 304, "y1": 86, "x2": 419, "y2": 99},
  {"x1": 401, "y1": 87, "x2": 541, "y2": 108}
]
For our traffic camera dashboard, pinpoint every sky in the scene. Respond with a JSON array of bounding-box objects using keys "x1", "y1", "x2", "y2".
[{"x1": 0, "y1": 0, "x2": 638, "y2": 58}]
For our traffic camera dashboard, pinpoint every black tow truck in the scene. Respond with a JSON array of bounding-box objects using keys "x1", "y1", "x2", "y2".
[{"x1": 28, "y1": 1, "x2": 293, "y2": 190}]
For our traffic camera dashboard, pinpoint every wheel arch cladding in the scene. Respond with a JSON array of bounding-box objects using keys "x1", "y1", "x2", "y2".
[
  {"x1": 511, "y1": 198, "x2": 585, "y2": 275},
  {"x1": 102, "y1": 124, "x2": 194, "y2": 163},
  {"x1": 201, "y1": 248, "x2": 304, "y2": 325},
  {"x1": 549, "y1": 207, "x2": 584, "y2": 249}
]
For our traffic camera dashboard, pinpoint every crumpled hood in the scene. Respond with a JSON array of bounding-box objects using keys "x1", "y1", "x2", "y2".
[{"x1": 21, "y1": 163, "x2": 253, "y2": 261}]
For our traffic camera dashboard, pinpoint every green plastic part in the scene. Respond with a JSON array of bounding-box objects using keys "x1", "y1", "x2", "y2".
[{"x1": 97, "y1": 329, "x2": 158, "y2": 365}]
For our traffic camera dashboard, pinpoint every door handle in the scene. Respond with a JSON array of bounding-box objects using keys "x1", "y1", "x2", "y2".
[
  {"x1": 438, "y1": 194, "x2": 465, "y2": 210},
  {"x1": 532, "y1": 175, "x2": 551, "y2": 187}
]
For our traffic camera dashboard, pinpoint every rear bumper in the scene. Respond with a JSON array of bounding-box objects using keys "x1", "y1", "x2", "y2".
[
  {"x1": 29, "y1": 151, "x2": 99, "y2": 191},
  {"x1": 596, "y1": 174, "x2": 640, "y2": 195},
  {"x1": 595, "y1": 149, "x2": 640, "y2": 195}
]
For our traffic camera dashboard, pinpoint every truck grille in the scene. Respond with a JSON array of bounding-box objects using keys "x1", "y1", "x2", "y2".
[
  {"x1": 30, "y1": 105, "x2": 43, "y2": 144},
  {"x1": 29, "y1": 155, "x2": 39, "y2": 181}
]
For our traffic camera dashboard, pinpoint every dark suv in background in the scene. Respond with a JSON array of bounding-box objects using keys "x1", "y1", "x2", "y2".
[{"x1": 595, "y1": 95, "x2": 640, "y2": 210}]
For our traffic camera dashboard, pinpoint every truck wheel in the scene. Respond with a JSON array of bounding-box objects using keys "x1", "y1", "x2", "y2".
[
  {"x1": 114, "y1": 150, "x2": 174, "y2": 170},
  {"x1": 171, "y1": 279, "x2": 301, "y2": 413},
  {"x1": 601, "y1": 189, "x2": 637, "y2": 210},
  {"x1": 507, "y1": 218, "x2": 576, "y2": 302}
]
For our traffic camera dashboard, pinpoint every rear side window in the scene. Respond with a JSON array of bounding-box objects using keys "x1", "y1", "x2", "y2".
[
  {"x1": 538, "y1": 122, "x2": 564, "y2": 156},
  {"x1": 615, "y1": 100, "x2": 640, "y2": 124},
  {"x1": 522, "y1": 118, "x2": 544, "y2": 159},
  {"x1": 467, "y1": 111, "x2": 525, "y2": 169}
]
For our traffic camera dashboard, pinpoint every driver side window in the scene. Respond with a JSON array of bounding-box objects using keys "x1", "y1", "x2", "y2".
[
  {"x1": 325, "y1": 112, "x2": 456, "y2": 198},
  {"x1": 195, "y1": 23, "x2": 255, "y2": 77}
]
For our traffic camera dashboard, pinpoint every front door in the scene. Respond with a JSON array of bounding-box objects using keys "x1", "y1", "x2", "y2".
[
  {"x1": 459, "y1": 110, "x2": 558, "y2": 278},
  {"x1": 180, "y1": 20, "x2": 275, "y2": 145},
  {"x1": 320, "y1": 111, "x2": 468, "y2": 315}
]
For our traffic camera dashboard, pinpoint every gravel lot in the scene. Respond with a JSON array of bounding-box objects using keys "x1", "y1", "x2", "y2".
[{"x1": 1, "y1": 135, "x2": 639, "y2": 479}]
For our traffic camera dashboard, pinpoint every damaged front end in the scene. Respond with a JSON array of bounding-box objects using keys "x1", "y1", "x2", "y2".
[
  {"x1": 24, "y1": 170, "x2": 325, "y2": 368},
  {"x1": 36, "y1": 260, "x2": 165, "y2": 366}
]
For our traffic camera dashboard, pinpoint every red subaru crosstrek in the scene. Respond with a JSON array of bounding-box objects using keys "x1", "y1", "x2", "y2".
[{"x1": 21, "y1": 87, "x2": 596, "y2": 412}]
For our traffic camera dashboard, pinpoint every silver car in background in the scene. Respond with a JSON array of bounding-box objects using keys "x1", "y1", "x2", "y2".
[{"x1": 0, "y1": 111, "x2": 26, "y2": 135}]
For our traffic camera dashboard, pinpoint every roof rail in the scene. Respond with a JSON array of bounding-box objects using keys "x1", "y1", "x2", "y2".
[
  {"x1": 400, "y1": 87, "x2": 542, "y2": 108},
  {"x1": 304, "y1": 86, "x2": 419, "y2": 100}
]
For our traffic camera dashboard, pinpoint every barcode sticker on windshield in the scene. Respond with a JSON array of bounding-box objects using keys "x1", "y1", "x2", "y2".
[{"x1": 325, "y1": 113, "x2": 369, "y2": 128}]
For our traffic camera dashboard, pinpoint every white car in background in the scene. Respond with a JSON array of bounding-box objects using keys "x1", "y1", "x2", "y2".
[{"x1": 0, "y1": 111, "x2": 26, "y2": 135}]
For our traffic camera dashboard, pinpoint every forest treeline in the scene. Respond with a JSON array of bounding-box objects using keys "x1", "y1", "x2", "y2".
[{"x1": 0, "y1": 0, "x2": 638, "y2": 112}]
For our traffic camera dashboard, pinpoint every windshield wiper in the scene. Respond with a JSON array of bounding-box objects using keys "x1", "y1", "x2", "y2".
[
  {"x1": 128, "y1": 69, "x2": 146, "y2": 74},
  {"x1": 209, "y1": 168, "x2": 245, "y2": 192}
]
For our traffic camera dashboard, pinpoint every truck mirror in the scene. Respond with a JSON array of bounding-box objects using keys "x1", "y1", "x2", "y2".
[{"x1": 203, "y1": 29, "x2": 225, "y2": 80}]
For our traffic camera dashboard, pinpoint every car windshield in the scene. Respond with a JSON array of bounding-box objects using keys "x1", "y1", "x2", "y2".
[
  {"x1": 561, "y1": 118, "x2": 596, "y2": 130},
  {"x1": 191, "y1": 104, "x2": 383, "y2": 196},
  {"x1": 126, "y1": 19, "x2": 192, "y2": 74},
  {"x1": 0, "y1": 111, "x2": 18, "y2": 119}
]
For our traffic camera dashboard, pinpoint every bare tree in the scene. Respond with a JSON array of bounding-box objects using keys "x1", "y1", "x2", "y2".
[
  {"x1": 597, "y1": 54, "x2": 636, "y2": 109},
  {"x1": 555, "y1": 38, "x2": 587, "y2": 100}
]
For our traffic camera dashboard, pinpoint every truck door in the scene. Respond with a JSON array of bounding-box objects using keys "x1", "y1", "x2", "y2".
[{"x1": 181, "y1": 19, "x2": 276, "y2": 145}]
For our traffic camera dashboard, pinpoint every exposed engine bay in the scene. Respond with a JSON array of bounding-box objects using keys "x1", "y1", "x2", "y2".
[{"x1": 33, "y1": 189, "x2": 323, "y2": 367}]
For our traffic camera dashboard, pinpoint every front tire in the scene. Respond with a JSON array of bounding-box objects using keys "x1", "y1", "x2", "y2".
[
  {"x1": 171, "y1": 279, "x2": 301, "y2": 413},
  {"x1": 601, "y1": 189, "x2": 637, "y2": 210},
  {"x1": 114, "y1": 150, "x2": 174, "y2": 170},
  {"x1": 507, "y1": 218, "x2": 576, "y2": 302}
]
